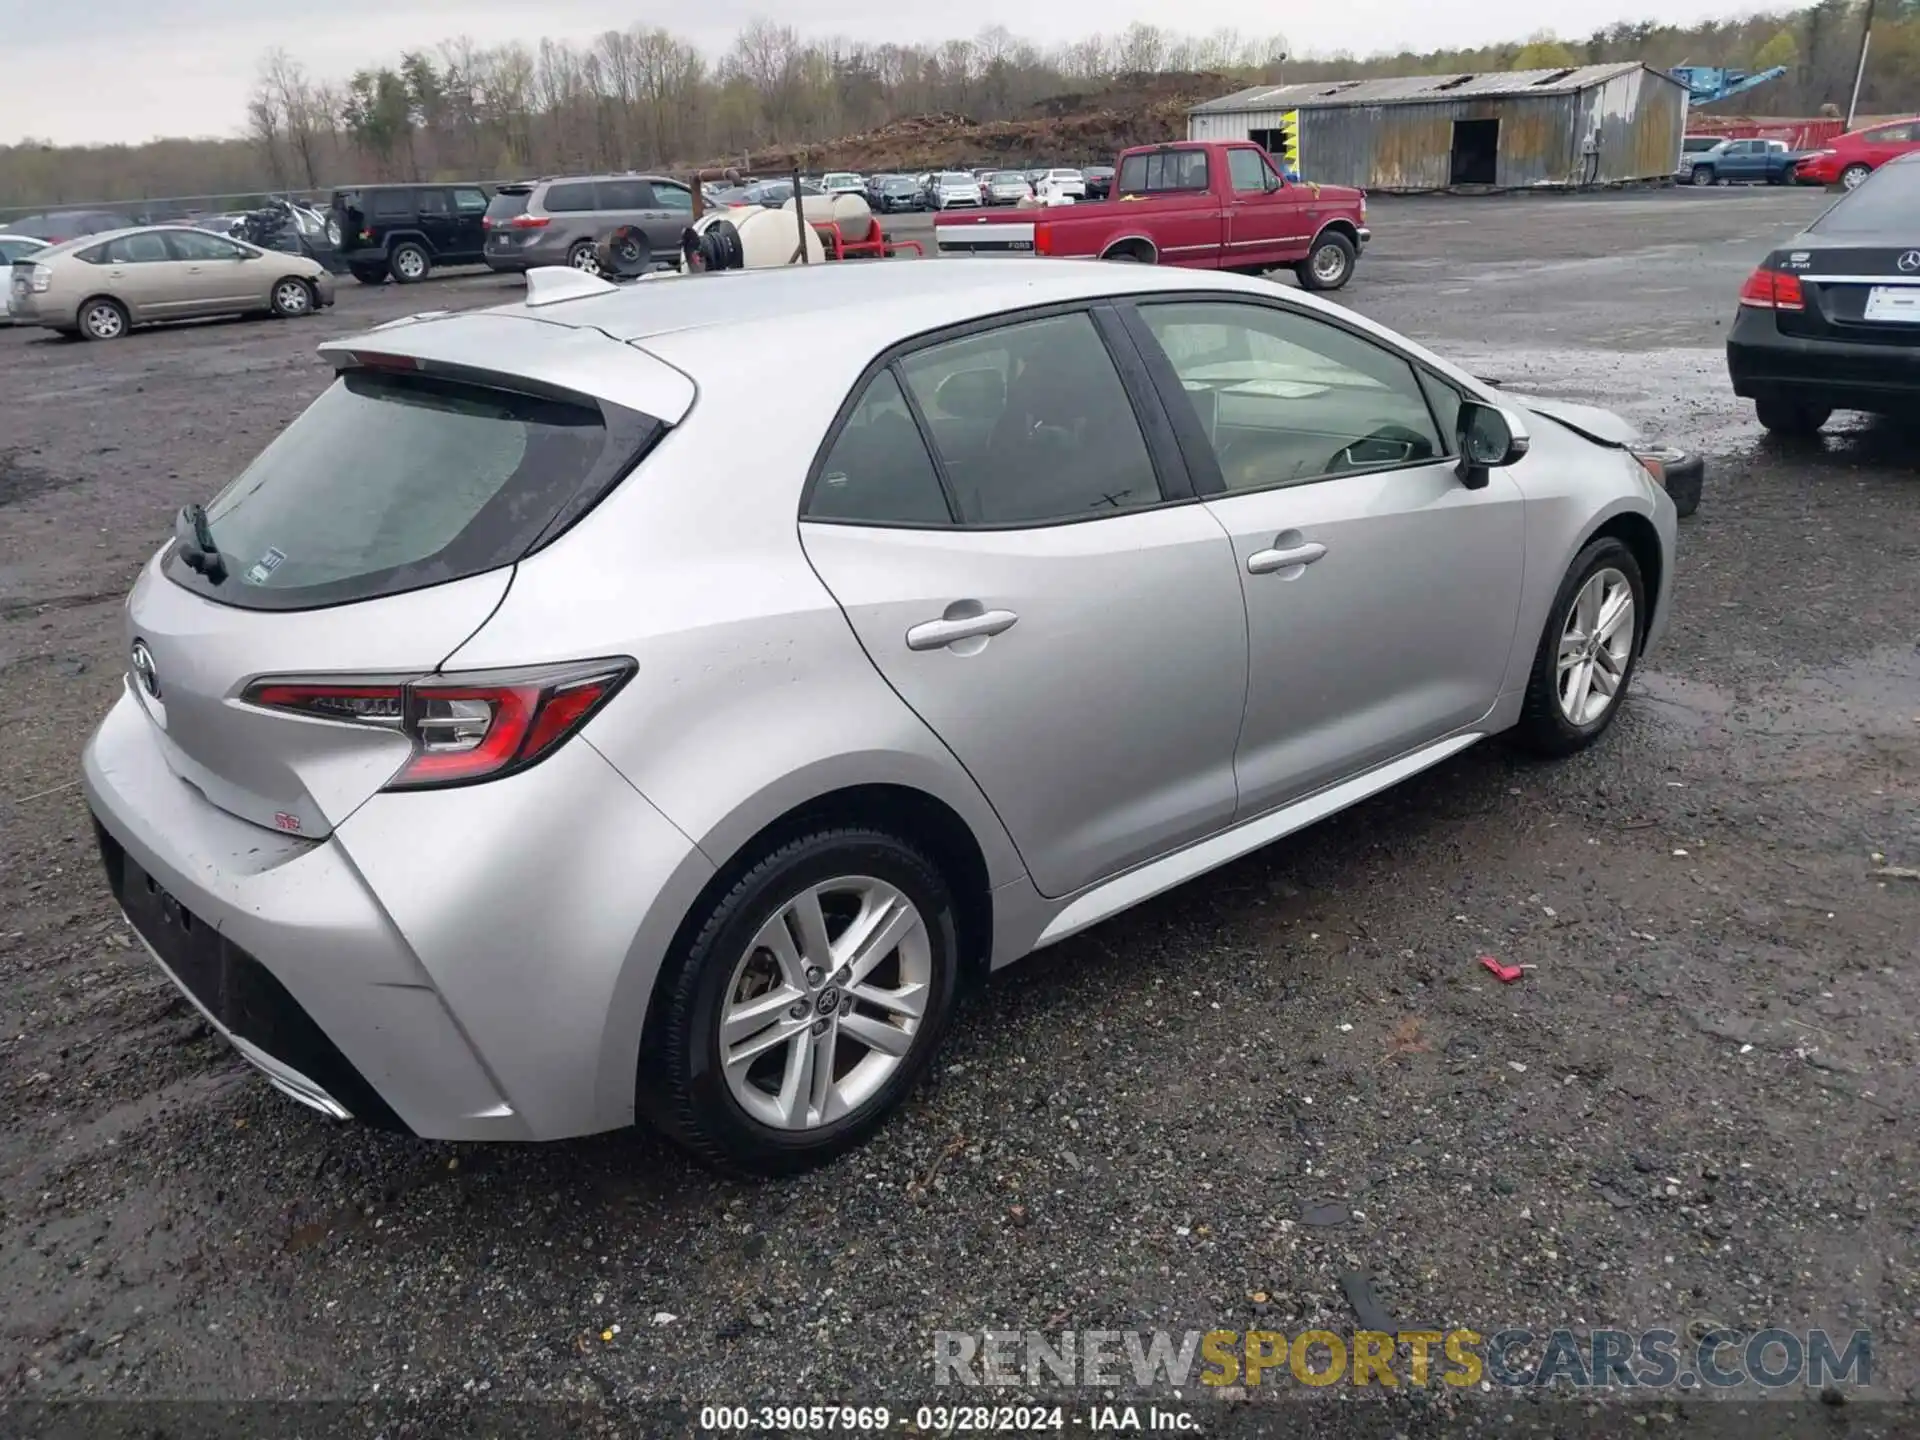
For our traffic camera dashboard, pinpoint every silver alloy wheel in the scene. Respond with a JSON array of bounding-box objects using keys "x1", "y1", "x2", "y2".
[
  {"x1": 1842, "y1": 165, "x2": 1869, "y2": 190},
  {"x1": 719, "y1": 876, "x2": 931, "y2": 1132},
  {"x1": 1557, "y1": 566, "x2": 1635, "y2": 726},
  {"x1": 569, "y1": 244, "x2": 601, "y2": 274},
  {"x1": 273, "y1": 279, "x2": 311, "y2": 314},
  {"x1": 1311, "y1": 242, "x2": 1348, "y2": 283},
  {"x1": 82, "y1": 301, "x2": 125, "y2": 340},
  {"x1": 393, "y1": 247, "x2": 426, "y2": 279}
]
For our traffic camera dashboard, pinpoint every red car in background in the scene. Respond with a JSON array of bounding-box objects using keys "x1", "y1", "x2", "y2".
[{"x1": 1796, "y1": 117, "x2": 1920, "y2": 190}]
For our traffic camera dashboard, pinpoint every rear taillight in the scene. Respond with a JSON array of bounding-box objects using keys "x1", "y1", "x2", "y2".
[
  {"x1": 508, "y1": 215, "x2": 550, "y2": 230},
  {"x1": 1738, "y1": 266, "x2": 1804, "y2": 311},
  {"x1": 1033, "y1": 222, "x2": 1053, "y2": 256},
  {"x1": 242, "y1": 659, "x2": 634, "y2": 789}
]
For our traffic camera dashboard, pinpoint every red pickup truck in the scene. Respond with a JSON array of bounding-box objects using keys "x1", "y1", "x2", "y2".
[{"x1": 933, "y1": 140, "x2": 1370, "y2": 290}]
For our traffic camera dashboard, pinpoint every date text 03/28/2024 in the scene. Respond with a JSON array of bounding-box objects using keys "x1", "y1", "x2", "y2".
[{"x1": 697, "y1": 1405, "x2": 1187, "y2": 1432}]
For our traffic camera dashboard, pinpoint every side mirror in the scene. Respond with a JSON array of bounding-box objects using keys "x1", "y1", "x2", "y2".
[
  {"x1": 934, "y1": 367, "x2": 1006, "y2": 421},
  {"x1": 1456, "y1": 401, "x2": 1530, "y2": 489}
]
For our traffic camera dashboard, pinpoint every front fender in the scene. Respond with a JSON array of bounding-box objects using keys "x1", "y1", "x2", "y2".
[{"x1": 1498, "y1": 428, "x2": 1673, "y2": 698}]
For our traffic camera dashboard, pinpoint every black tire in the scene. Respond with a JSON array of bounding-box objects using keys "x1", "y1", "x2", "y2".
[
  {"x1": 350, "y1": 264, "x2": 388, "y2": 286},
  {"x1": 597, "y1": 228, "x2": 651, "y2": 277},
  {"x1": 646, "y1": 827, "x2": 962, "y2": 1177},
  {"x1": 389, "y1": 241, "x2": 430, "y2": 284},
  {"x1": 269, "y1": 277, "x2": 315, "y2": 317},
  {"x1": 1755, "y1": 397, "x2": 1831, "y2": 437},
  {"x1": 1296, "y1": 231, "x2": 1357, "y2": 291},
  {"x1": 1690, "y1": 166, "x2": 1715, "y2": 187},
  {"x1": 1664, "y1": 457, "x2": 1703, "y2": 520},
  {"x1": 1510, "y1": 536, "x2": 1646, "y2": 758},
  {"x1": 77, "y1": 296, "x2": 130, "y2": 342}
]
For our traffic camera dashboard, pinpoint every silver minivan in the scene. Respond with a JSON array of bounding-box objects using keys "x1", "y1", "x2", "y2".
[{"x1": 483, "y1": 174, "x2": 698, "y2": 274}]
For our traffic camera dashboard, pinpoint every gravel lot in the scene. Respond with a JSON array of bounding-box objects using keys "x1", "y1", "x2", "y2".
[{"x1": 2, "y1": 187, "x2": 1917, "y2": 1431}]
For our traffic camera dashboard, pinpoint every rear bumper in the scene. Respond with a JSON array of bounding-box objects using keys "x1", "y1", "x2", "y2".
[
  {"x1": 1728, "y1": 310, "x2": 1920, "y2": 413},
  {"x1": 7, "y1": 292, "x2": 74, "y2": 328},
  {"x1": 83, "y1": 685, "x2": 713, "y2": 1142}
]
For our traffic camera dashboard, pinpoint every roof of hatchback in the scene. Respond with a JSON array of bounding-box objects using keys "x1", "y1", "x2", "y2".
[{"x1": 487, "y1": 259, "x2": 1270, "y2": 345}]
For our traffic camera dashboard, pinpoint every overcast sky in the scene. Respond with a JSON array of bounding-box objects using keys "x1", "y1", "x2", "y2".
[{"x1": 6, "y1": 0, "x2": 1760, "y2": 147}]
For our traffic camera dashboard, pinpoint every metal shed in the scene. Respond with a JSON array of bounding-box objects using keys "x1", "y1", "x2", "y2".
[{"x1": 1188, "y1": 63, "x2": 1690, "y2": 192}]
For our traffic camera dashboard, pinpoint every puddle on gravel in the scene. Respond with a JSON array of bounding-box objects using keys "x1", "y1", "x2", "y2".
[
  {"x1": 1443, "y1": 345, "x2": 1920, "y2": 465},
  {"x1": 1638, "y1": 644, "x2": 1920, "y2": 752}
]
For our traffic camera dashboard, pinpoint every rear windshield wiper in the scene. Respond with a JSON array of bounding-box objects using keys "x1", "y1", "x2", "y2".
[{"x1": 174, "y1": 503, "x2": 227, "y2": 584}]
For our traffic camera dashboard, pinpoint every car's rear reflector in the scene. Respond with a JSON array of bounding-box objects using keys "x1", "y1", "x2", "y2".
[
  {"x1": 242, "y1": 659, "x2": 635, "y2": 789},
  {"x1": 1739, "y1": 266, "x2": 1805, "y2": 311},
  {"x1": 508, "y1": 215, "x2": 551, "y2": 229}
]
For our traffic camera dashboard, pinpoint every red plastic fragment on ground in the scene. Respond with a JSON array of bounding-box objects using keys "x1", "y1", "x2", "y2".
[{"x1": 1479, "y1": 955, "x2": 1526, "y2": 983}]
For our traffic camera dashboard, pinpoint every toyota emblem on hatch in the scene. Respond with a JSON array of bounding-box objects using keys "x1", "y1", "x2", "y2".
[
  {"x1": 130, "y1": 641, "x2": 161, "y2": 700},
  {"x1": 1899, "y1": 251, "x2": 1920, "y2": 273}
]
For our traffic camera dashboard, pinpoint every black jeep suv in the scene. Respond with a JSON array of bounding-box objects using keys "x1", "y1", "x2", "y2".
[{"x1": 327, "y1": 183, "x2": 493, "y2": 284}]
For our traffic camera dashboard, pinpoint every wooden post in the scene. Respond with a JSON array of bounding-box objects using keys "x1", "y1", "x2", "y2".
[{"x1": 791, "y1": 163, "x2": 809, "y2": 264}]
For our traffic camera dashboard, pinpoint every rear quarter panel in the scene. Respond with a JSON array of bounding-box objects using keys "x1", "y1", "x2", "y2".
[{"x1": 438, "y1": 324, "x2": 1029, "y2": 1084}]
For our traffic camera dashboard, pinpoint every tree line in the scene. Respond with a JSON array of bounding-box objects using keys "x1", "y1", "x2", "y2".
[{"x1": 3, "y1": 4, "x2": 1919, "y2": 212}]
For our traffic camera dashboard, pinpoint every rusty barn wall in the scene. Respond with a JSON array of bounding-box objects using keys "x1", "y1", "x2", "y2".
[
  {"x1": 1192, "y1": 71, "x2": 1692, "y2": 191},
  {"x1": 1578, "y1": 68, "x2": 1690, "y2": 183}
]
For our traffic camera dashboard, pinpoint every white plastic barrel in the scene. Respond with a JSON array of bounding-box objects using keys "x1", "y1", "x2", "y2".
[{"x1": 723, "y1": 206, "x2": 825, "y2": 267}]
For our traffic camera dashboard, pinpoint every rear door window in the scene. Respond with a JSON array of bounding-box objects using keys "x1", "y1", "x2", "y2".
[
  {"x1": 896, "y1": 312, "x2": 1164, "y2": 525},
  {"x1": 417, "y1": 189, "x2": 450, "y2": 216},
  {"x1": 807, "y1": 371, "x2": 952, "y2": 525},
  {"x1": 453, "y1": 187, "x2": 489, "y2": 214},
  {"x1": 107, "y1": 232, "x2": 172, "y2": 263},
  {"x1": 543, "y1": 182, "x2": 597, "y2": 213},
  {"x1": 598, "y1": 179, "x2": 650, "y2": 210},
  {"x1": 369, "y1": 190, "x2": 414, "y2": 218},
  {"x1": 169, "y1": 370, "x2": 660, "y2": 610}
]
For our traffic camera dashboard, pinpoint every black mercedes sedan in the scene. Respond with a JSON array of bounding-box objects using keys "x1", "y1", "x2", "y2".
[{"x1": 1728, "y1": 151, "x2": 1920, "y2": 436}]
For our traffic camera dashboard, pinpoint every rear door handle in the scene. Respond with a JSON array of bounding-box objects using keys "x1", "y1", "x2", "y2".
[
  {"x1": 1247, "y1": 541, "x2": 1327, "y2": 575},
  {"x1": 906, "y1": 609, "x2": 1019, "y2": 651}
]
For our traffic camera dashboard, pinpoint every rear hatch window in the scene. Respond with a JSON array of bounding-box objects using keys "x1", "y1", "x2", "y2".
[
  {"x1": 1809, "y1": 162, "x2": 1920, "y2": 231},
  {"x1": 485, "y1": 189, "x2": 531, "y2": 225},
  {"x1": 165, "y1": 369, "x2": 661, "y2": 611}
]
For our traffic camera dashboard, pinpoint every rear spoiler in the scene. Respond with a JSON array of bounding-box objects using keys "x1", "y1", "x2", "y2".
[{"x1": 317, "y1": 313, "x2": 696, "y2": 425}]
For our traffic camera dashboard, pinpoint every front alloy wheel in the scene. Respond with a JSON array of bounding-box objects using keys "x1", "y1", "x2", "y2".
[
  {"x1": 1556, "y1": 567, "x2": 1634, "y2": 727},
  {"x1": 1512, "y1": 536, "x2": 1646, "y2": 756}
]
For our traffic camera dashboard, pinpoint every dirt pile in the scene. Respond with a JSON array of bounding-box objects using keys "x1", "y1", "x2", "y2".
[{"x1": 731, "y1": 71, "x2": 1242, "y2": 174}]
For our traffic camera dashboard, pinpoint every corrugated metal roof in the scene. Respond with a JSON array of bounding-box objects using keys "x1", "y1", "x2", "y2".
[{"x1": 1191, "y1": 62, "x2": 1672, "y2": 114}]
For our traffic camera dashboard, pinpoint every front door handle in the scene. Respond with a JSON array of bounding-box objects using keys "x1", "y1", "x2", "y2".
[
  {"x1": 906, "y1": 608, "x2": 1019, "y2": 651},
  {"x1": 1247, "y1": 541, "x2": 1327, "y2": 575}
]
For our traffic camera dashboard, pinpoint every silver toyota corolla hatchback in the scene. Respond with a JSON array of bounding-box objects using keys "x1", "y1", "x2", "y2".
[{"x1": 84, "y1": 260, "x2": 1678, "y2": 1174}]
